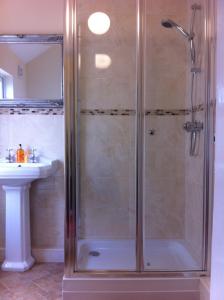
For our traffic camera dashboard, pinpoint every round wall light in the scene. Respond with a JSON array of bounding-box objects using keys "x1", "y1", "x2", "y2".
[{"x1": 88, "y1": 12, "x2": 111, "y2": 35}]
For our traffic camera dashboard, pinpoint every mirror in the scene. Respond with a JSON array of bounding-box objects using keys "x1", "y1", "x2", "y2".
[{"x1": 0, "y1": 35, "x2": 63, "y2": 108}]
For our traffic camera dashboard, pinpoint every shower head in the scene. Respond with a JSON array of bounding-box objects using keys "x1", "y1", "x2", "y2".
[
  {"x1": 161, "y1": 19, "x2": 191, "y2": 39},
  {"x1": 161, "y1": 19, "x2": 174, "y2": 28}
]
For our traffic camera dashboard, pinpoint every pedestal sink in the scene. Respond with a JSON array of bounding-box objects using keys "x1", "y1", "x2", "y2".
[{"x1": 0, "y1": 160, "x2": 58, "y2": 272}]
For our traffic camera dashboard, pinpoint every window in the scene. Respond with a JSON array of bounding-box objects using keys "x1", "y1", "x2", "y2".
[
  {"x1": 0, "y1": 75, "x2": 6, "y2": 98},
  {"x1": 0, "y1": 69, "x2": 14, "y2": 99}
]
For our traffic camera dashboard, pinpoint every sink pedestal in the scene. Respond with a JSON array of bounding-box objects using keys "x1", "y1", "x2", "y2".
[
  {"x1": 1, "y1": 183, "x2": 35, "y2": 272},
  {"x1": 0, "y1": 160, "x2": 57, "y2": 271}
]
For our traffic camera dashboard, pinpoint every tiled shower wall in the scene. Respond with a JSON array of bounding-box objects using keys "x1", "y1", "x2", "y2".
[
  {"x1": 78, "y1": 0, "x2": 191, "y2": 241},
  {"x1": 144, "y1": 0, "x2": 188, "y2": 240},
  {"x1": 79, "y1": 0, "x2": 207, "y2": 252},
  {"x1": 78, "y1": 0, "x2": 137, "y2": 239}
]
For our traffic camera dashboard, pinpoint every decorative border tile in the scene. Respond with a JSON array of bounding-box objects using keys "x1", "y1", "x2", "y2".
[
  {"x1": 0, "y1": 102, "x2": 212, "y2": 116},
  {"x1": 80, "y1": 109, "x2": 136, "y2": 116},
  {"x1": 0, "y1": 108, "x2": 64, "y2": 115},
  {"x1": 193, "y1": 103, "x2": 204, "y2": 112},
  {"x1": 145, "y1": 104, "x2": 207, "y2": 116},
  {"x1": 145, "y1": 109, "x2": 191, "y2": 116},
  {"x1": 81, "y1": 104, "x2": 207, "y2": 117}
]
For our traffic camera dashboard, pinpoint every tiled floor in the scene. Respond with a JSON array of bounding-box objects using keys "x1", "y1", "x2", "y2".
[{"x1": 0, "y1": 263, "x2": 64, "y2": 300}]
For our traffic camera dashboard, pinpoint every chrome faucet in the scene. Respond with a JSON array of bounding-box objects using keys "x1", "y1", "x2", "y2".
[{"x1": 5, "y1": 148, "x2": 14, "y2": 163}]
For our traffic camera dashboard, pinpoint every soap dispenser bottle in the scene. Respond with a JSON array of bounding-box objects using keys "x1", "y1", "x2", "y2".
[{"x1": 16, "y1": 144, "x2": 25, "y2": 163}]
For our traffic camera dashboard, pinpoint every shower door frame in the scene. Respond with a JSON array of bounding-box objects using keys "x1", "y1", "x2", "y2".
[{"x1": 64, "y1": 0, "x2": 215, "y2": 277}]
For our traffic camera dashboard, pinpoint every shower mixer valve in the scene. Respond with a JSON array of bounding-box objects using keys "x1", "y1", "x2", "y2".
[
  {"x1": 183, "y1": 121, "x2": 203, "y2": 133},
  {"x1": 191, "y1": 4, "x2": 201, "y2": 10},
  {"x1": 184, "y1": 121, "x2": 204, "y2": 157},
  {"x1": 191, "y1": 67, "x2": 201, "y2": 73}
]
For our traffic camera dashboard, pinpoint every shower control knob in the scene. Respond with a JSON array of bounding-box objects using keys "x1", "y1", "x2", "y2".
[{"x1": 148, "y1": 129, "x2": 155, "y2": 135}]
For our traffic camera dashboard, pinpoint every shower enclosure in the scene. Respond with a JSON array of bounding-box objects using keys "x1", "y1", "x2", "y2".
[{"x1": 64, "y1": 0, "x2": 214, "y2": 277}]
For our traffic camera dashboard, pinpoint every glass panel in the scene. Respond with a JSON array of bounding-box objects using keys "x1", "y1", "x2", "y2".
[
  {"x1": 143, "y1": 0, "x2": 206, "y2": 271},
  {"x1": 76, "y1": 0, "x2": 137, "y2": 271}
]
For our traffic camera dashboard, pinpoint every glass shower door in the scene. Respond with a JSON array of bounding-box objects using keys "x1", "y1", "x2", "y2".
[
  {"x1": 68, "y1": 0, "x2": 210, "y2": 274},
  {"x1": 143, "y1": 0, "x2": 206, "y2": 271},
  {"x1": 75, "y1": 0, "x2": 138, "y2": 271}
]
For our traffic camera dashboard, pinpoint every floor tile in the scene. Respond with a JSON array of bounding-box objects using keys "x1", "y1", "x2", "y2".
[{"x1": 0, "y1": 263, "x2": 64, "y2": 300}]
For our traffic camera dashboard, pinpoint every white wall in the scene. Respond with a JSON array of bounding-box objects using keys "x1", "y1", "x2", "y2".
[
  {"x1": 0, "y1": 0, "x2": 63, "y2": 34},
  {"x1": 210, "y1": 0, "x2": 224, "y2": 299},
  {"x1": 26, "y1": 45, "x2": 62, "y2": 99}
]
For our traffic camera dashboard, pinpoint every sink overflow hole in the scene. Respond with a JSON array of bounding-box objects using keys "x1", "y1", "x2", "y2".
[{"x1": 89, "y1": 250, "x2": 100, "y2": 257}]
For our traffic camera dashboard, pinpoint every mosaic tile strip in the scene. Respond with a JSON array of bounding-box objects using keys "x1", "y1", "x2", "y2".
[
  {"x1": 90, "y1": 103, "x2": 205, "y2": 116},
  {"x1": 145, "y1": 104, "x2": 207, "y2": 116},
  {"x1": 80, "y1": 109, "x2": 136, "y2": 116},
  {"x1": 0, "y1": 107, "x2": 64, "y2": 115},
  {"x1": 81, "y1": 105, "x2": 206, "y2": 117},
  {"x1": 192, "y1": 103, "x2": 204, "y2": 112},
  {"x1": 0, "y1": 102, "x2": 212, "y2": 116},
  {"x1": 145, "y1": 109, "x2": 191, "y2": 116}
]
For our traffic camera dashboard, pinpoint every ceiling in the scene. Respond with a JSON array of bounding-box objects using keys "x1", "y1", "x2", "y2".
[{"x1": 8, "y1": 44, "x2": 51, "y2": 64}]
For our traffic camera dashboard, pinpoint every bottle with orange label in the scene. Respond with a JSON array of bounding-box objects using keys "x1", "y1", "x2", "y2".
[{"x1": 16, "y1": 144, "x2": 25, "y2": 163}]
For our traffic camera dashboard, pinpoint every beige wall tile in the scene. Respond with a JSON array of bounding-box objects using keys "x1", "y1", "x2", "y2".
[
  {"x1": 143, "y1": 116, "x2": 186, "y2": 239},
  {"x1": 79, "y1": 116, "x2": 136, "y2": 239},
  {"x1": 146, "y1": 0, "x2": 188, "y2": 16}
]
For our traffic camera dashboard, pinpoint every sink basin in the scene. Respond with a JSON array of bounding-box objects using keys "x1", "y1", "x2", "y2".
[
  {"x1": 0, "y1": 161, "x2": 58, "y2": 185},
  {"x1": 0, "y1": 159, "x2": 58, "y2": 272}
]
